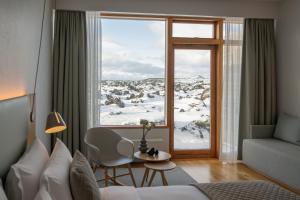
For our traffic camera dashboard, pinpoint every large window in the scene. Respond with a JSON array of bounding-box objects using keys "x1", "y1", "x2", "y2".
[
  {"x1": 94, "y1": 13, "x2": 223, "y2": 157},
  {"x1": 100, "y1": 18, "x2": 166, "y2": 126}
]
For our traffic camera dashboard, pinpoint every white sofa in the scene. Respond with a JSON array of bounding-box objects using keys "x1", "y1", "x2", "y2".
[{"x1": 243, "y1": 125, "x2": 300, "y2": 191}]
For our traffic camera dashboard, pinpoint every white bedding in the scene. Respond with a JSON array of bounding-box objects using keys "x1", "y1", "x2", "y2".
[{"x1": 100, "y1": 185, "x2": 209, "y2": 200}]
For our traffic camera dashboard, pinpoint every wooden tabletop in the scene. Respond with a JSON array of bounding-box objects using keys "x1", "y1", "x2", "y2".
[
  {"x1": 134, "y1": 151, "x2": 171, "y2": 162},
  {"x1": 144, "y1": 161, "x2": 176, "y2": 171}
]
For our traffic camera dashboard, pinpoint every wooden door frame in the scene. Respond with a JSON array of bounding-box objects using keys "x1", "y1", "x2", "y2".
[
  {"x1": 169, "y1": 45, "x2": 217, "y2": 158},
  {"x1": 167, "y1": 18, "x2": 223, "y2": 158}
]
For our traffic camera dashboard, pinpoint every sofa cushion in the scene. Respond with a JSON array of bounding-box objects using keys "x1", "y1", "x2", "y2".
[
  {"x1": 243, "y1": 138, "x2": 300, "y2": 190},
  {"x1": 274, "y1": 113, "x2": 300, "y2": 146}
]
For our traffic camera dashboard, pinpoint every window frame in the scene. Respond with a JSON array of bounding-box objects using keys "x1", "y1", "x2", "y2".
[
  {"x1": 99, "y1": 14, "x2": 168, "y2": 128},
  {"x1": 98, "y1": 13, "x2": 223, "y2": 158}
]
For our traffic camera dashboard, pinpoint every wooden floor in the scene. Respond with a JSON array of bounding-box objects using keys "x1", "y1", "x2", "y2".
[
  {"x1": 130, "y1": 158, "x2": 299, "y2": 194},
  {"x1": 174, "y1": 158, "x2": 300, "y2": 195},
  {"x1": 174, "y1": 159, "x2": 268, "y2": 183}
]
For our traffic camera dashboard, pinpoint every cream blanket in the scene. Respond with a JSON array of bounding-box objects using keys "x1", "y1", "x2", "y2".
[{"x1": 100, "y1": 185, "x2": 208, "y2": 200}]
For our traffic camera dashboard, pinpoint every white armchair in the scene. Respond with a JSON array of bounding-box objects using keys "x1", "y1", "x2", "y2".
[{"x1": 85, "y1": 127, "x2": 136, "y2": 187}]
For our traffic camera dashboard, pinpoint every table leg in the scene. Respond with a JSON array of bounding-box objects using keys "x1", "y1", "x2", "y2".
[
  {"x1": 127, "y1": 164, "x2": 137, "y2": 187},
  {"x1": 146, "y1": 169, "x2": 149, "y2": 182},
  {"x1": 148, "y1": 170, "x2": 157, "y2": 187},
  {"x1": 141, "y1": 168, "x2": 149, "y2": 187},
  {"x1": 160, "y1": 171, "x2": 168, "y2": 186}
]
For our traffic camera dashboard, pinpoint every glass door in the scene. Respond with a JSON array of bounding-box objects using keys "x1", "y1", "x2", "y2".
[{"x1": 171, "y1": 46, "x2": 216, "y2": 156}]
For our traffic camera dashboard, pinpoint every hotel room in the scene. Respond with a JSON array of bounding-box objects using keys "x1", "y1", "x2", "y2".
[{"x1": 0, "y1": 0, "x2": 300, "y2": 199}]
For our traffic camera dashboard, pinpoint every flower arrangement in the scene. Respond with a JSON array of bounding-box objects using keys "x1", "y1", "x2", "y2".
[
  {"x1": 139, "y1": 119, "x2": 155, "y2": 153},
  {"x1": 140, "y1": 119, "x2": 155, "y2": 138}
]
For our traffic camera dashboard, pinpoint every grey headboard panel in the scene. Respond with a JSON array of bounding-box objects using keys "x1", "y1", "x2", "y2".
[{"x1": 0, "y1": 95, "x2": 30, "y2": 178}]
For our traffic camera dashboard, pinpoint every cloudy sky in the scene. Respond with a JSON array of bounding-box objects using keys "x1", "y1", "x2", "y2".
[{"x1": 101, "y1": 18, "x2": 211, "y2": 80}]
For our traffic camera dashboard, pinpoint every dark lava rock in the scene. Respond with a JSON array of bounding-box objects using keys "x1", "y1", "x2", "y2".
[{"x1": 147, "y1": 93, "x2": 155, "y2": 98}]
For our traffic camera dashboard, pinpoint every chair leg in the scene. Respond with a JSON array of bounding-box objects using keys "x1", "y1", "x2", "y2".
[
  {"x1": 113, "y1": 167, "x2": 117, "y2": 185},
  {"x1": 92, "y1": 164, "x2": 98, "y2": 174},
  {"x1": 104, "y1": 167, "x2": 108, "y2": 187},
  {"x1": 127, "y1": 164, "x2": 137, "y2": 187},
  {"x1": 148, "y1": 170, "x2": 156, "y2": 187}
]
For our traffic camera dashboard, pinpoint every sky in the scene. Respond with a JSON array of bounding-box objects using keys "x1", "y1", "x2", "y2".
[{"x1": 101, "y1": 18, "x2": 211, "y2": 80}]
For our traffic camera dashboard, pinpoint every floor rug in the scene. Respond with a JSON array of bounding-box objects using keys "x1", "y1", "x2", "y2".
[{"x1": 95, "y1": 166, "x2": 197, "y2": 188}]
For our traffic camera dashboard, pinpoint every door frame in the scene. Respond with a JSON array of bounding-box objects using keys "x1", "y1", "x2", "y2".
[
  {"x1": 169, "y1": 45, "x2": 217, "y2": 157},
  {"x1": 166, "y1": 18, "x2": 223, "y2": 158}
]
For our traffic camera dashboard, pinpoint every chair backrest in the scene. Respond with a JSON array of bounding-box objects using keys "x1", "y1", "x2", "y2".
[{"x1": 85, "y1": 127, "x2": 122, "y2": 162}]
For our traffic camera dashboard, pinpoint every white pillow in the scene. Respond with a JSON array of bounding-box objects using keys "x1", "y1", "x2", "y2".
[
  {"x1": 5, "y1": 138, "x2": 49, "y2": 200},
  {"x1": 40, "y1": 139, "x2": 73, "y2": 200},
  {"x1": 0, "y1": 180, "x2": 8, "y2": 200},
  {"x1": 34, "y1": 187, "x2": 52, "y2": 200}
]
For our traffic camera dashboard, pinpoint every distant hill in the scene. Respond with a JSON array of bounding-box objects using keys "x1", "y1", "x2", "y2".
[{"x1": 102, "y1": 75, "x2": 207, "y2": 82}]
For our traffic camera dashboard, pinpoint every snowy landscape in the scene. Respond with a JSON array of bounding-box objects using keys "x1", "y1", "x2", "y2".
[
  {"x1": 99, "y1": 18, "x2": 212, "y2": 150},
  {"x1": 99, "y1": 76, "x2": 211, "y2": 150}
]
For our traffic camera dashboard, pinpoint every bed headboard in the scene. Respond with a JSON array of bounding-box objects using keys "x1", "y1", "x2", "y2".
[{"x1": 0, "y1": 95, "x2": 31, "y2": 178}]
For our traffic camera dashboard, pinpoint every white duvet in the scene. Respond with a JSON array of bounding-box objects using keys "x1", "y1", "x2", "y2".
[{"x1": 100, "y1": 185, "x2": 209, "y2": 200}]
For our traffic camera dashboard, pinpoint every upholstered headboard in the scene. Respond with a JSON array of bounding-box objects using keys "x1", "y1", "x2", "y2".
[{"x1": 0, "y1": 95, "x2": 31, "y2": 178}]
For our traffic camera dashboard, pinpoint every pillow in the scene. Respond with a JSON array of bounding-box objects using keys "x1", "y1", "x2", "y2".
[
  {"x1": 40, "y1": 139, "x2": 73, "y2": 200},
  {"x1": 5, "y1": 138, "x2": 49, "y2": 200},
  {"x1": 70, "y1": 151, "x2": 100, "y2": 200},
  {"x1": 0, "y1": 180, "x2": 8, "y2": 200},
  {"x1": 34, "y1": 187, "x2": 52, "y2": 200},
  {"x1": 274, "y1": 113, "x2": 300, "y2": 145}
]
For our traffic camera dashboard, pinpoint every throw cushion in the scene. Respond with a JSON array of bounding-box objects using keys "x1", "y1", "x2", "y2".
[
  {"x1": 40, "y1": 138, "x2": 73, "y2": 200},
  {"x1": 70, "y1": 150, "x2": 100, "y2": 200},
  {"x1": 274, "y1": 113, "x2": 300, "y2": 145},
  {"x1": 5, "y1": 138, "x2": 49, "y2": 200}
]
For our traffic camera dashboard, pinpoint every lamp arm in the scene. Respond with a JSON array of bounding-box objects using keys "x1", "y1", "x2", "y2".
[{"x1": 30, "y1": 0, "x2": 47, "y2": 122}]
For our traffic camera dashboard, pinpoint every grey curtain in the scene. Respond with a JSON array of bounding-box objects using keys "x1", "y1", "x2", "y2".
[
  {"x1": 238, "y1": 19, "x2": 277, "y2": 159},
  {"x1": 52, "y1": 10, "x2": 87, "y2": 155}
]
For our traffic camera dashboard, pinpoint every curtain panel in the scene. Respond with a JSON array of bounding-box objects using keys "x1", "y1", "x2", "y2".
[
  {"x1": 220, "y1": 18, "x2": 244, "y2": 162},
  {"x1": 52, "y1": 10, "x2": 87, "y2": 155},
  {"x1": 86, "y1": 11, "x2": 102, "y2": 129},
  {"x1": 238, "y1": 19, "x2": 277, "y2": 159}
]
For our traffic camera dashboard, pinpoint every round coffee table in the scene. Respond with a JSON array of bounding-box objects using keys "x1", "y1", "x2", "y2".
[
  {"x1": 134, "y1": 151, "x2": 176, "y2": 187},
  {"x1": 143, "y1": 161, "x2": 176, "y2": 186}
]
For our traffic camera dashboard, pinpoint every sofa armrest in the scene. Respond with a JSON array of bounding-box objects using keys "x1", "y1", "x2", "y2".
[{"x1": 249, "y1": 125, "x2": 275, "y2": 139}]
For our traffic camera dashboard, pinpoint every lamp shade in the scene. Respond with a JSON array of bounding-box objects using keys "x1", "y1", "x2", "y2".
[{"x1": 45, "y1": 112, "x2": 67, "y2": 134}]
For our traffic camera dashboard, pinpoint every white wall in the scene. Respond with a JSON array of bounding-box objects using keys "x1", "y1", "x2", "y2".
[
  {"x1": 56, "y1": 0, "x2": 280, "y2": 18},
  {"x1": 276, "y1": 0, "x2": 300, "y2": 117},
  {"x1": 0, "y1": 0, "x2": 53, "y2": 150}
]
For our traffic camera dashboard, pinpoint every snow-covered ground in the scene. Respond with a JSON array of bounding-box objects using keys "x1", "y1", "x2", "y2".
[{"x1": 99, "y1": 76, "x2": 211, "y2": 150}]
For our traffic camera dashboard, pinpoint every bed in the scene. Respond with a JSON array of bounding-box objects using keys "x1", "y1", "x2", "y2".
[
  {"x1": 0, "y1": 95, "x2": 30, "y2": 180},
  {"x1": 100, "y1": 185, "x2": 208, "y2": 200},
  {"x1": 0, "y1": 95, "x2": 299, "y2": 200}
]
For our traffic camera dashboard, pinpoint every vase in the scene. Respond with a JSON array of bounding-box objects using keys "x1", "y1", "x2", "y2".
[{"x1": 139, "y1": 135, "x2": 148, "y2": 153}]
